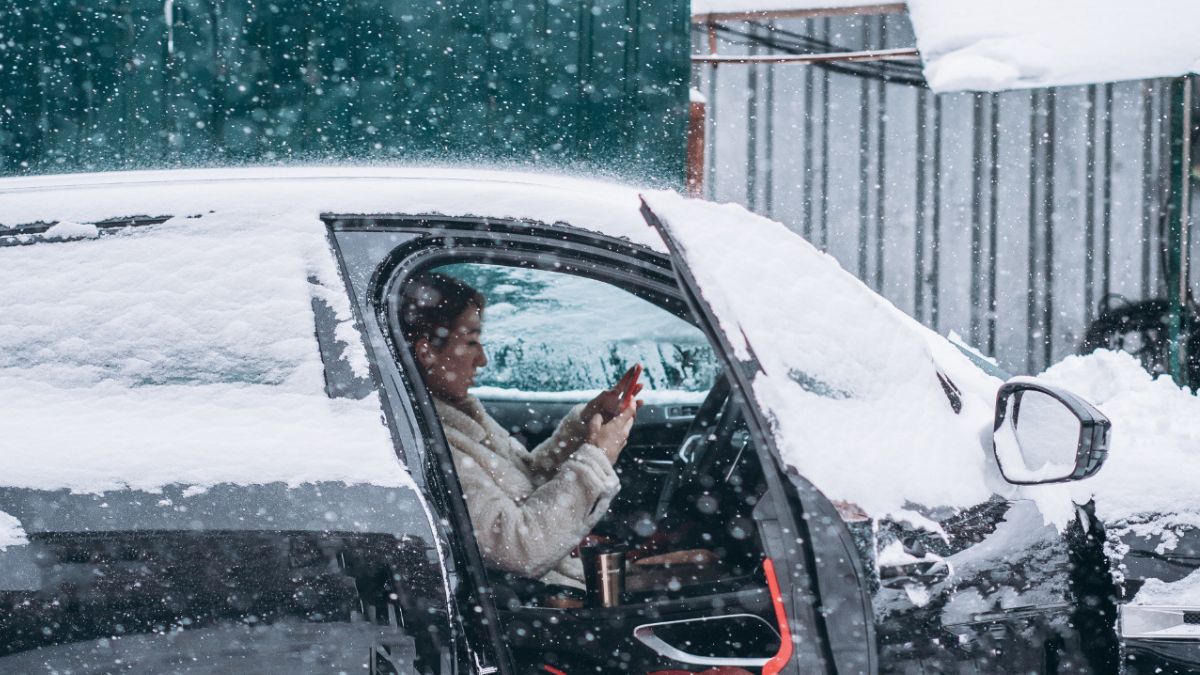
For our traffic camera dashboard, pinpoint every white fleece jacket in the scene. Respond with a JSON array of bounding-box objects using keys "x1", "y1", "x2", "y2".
[{"x1": 433, "y1": 396, "x2": 621, "y2": 586}]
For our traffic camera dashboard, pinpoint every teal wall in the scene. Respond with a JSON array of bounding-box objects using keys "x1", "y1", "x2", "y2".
[{"x1": 0, "y1": 0, "x2": 689, "y2": 183}]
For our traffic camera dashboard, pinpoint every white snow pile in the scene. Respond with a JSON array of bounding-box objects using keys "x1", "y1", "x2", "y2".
[
  {"x1": 907, "y1": 0, "x2": 1200, "y2": 92},
  {"x1": 0, "y1": 511, "x2": 28, "y2": 549},
  {"x1": 642, "y1": 191, "x2": 1010, "y2": 516},
  {"x1": 1039, "y1": 350, "x2": 1200, "y2": 524},
  {"x1": 42, "y1": 220, "x2": 99, "y2": 241},
  {"x1": 1132, "y1": 569, "x2": 1200, "y2": 608},
  {"x1": 0, "y1": 210, "x2": 409, "y2": 494}
]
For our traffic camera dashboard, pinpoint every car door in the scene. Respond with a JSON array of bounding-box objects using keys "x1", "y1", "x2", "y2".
[
  {"x1": 327, "y1": 212, "x2": 855, "y2": 674},
  {"x1": 637, "y1": 201, "x2": 878, "y2": 674},
  {"x1": 638, "y1": 193, "x2": 1117, "y2": 674}
]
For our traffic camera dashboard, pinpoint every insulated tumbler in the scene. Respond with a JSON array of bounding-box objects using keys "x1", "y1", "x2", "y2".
[{"x1": 580, "y1": 546, "x2": 626, "y2": 608}]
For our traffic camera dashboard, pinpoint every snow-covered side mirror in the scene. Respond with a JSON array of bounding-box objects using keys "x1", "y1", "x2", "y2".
[{"x1": 992, "y1": 378, "x2": 1111, "y2": 485}]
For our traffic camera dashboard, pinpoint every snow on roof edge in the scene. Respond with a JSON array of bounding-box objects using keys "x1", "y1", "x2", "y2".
[{"x1": 907, "y1": 0, "x2": 1200, "y2": 93}]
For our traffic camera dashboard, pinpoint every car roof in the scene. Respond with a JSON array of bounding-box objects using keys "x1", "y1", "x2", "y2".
[{"x1": 0, "y1": 166, "x2": 668, "y2": 252}]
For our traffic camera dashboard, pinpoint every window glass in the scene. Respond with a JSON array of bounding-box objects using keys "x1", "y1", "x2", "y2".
[{"x1": 438, "y1": 263, "x2": 718, "y2": 396}]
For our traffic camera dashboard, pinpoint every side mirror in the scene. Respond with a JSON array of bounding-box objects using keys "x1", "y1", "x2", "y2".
[{"x1": 992, "y1": 378, "x2": 1111, "y2": 485}]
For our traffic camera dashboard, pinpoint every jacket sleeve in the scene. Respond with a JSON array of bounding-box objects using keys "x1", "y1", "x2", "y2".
[
  {"x1": 524, "y1": 403, "x2": 591, "y2": 482},
  {"x1": 451, "y1": 436, "x2": 621, "y2": 580}
]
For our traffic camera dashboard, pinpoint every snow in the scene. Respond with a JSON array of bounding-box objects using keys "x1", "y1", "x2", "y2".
[
  {"x1": 693, "y1": 0, "x2": 887, "y2": 16},
  {"x1": 1132, "y1": 568, "x2": 1200, "y2": 606},
  {"x1": 0, "y1": 167, "x2": 663, "y2": 252},
  {"x1": 0, "y1": 167, "x2": 660, "y2": 496},
  {"x1": 0, "y1": 185, "x2": 413, "y2": 495},
  {"x1": 1038, "y1": 350, "x2": 1200, "y2": 524},
  {"x1": 42, "y1": 220, "x2": 99, "y2": 240},
  {"x1": 642, "y1": 191, "x2": 1012, "y2": 516},
  {"x1": 907, "y1": 0, "x2": 1200, "y2": 92},
  {"x1": 0, "y1": 511, "x2": 27, "y2": 549}
]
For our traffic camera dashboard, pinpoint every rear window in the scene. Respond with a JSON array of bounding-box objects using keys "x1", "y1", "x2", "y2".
[{"x1": 0, "y1": 221, "x2": 322, "y2": 389}]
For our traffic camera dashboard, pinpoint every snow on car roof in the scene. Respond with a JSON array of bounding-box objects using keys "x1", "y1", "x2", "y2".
[
  {"x1": 907, "y1": 0, "x2": 1200, "y2": 92},
  {"x1": 0, "y1": 166, "x2": 666, "y2": 252},
  {"x1": 1, "y1": 167, "x2": 667, "y2": 495}
]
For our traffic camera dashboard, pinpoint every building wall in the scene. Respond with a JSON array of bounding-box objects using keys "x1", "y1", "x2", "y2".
[
  {"x1": 697, "y1": 13, "x2": 1199, "y2": 374},
  {"x1": 0, "y1": 0, "x2": 690, "y2": 183}
]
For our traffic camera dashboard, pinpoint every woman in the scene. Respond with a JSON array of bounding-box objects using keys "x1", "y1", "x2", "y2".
[{"x1": 399, "y1": 272, "x2": 642, "y2": 588}]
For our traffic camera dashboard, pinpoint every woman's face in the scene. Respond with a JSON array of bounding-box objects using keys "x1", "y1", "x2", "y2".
[{"x1": 417, "y1": 304, "x2": 487, "y2": 403}]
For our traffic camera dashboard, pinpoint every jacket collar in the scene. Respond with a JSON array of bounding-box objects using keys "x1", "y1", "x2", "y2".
[{"x1": 433, "y1": 396, "x2": 491, "y2": 444}]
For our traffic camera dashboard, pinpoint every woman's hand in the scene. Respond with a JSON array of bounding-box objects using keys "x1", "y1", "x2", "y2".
[
  {"x1": 583, "y1": 364, "x2": 643, "y2": 423},
  {"x1": 587, "y1": 404, "x2": 638, "y2": 464}
]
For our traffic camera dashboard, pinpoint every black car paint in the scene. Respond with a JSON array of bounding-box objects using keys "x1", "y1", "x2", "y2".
[
  {"x1": 1116, "y1": 525, "x2": 1200, "y2": 674},
  {"x1": 0, "y1": 483, "x2": 447, "y2": 672}
]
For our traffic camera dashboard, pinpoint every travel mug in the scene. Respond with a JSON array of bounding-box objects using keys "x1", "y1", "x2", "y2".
[{"x1": 581, "y1": 545, "x2": 626, "y2": 608}]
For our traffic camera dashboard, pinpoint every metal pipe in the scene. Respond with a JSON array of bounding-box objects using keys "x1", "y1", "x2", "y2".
[
  {"x1": 857, "y1": 19, "x2": 871, "y2": 280},
  {"x1": 1103, "y1": 82, "x2": 1114, "y2": 304},
  {"x1": 873, "y1": 15, "x2": 888, "y2": 292},
  {"x1": 764, "y1": 21, "x2": 776, "y2": 218},
  {"x1": 1165, "y1": 76, "x2": 1192, "y2": 385},
  {"x1": 819, "y1": 17, "x2": 831, "y2": 250},
  {"x1": 747, "y1": 27, "x2": 760, "y2": 212},
  {"x1": 931, "y1": 94, "x2": 943, "y2": 331},
  {"x1": 1042, "y1": 89, "x2": 1057, "y2": 368},
  {"x1": 970, "y1": 93, "x2": 985, "y2": 346},
  {"x1": 1142, "y1": 80, "x2": 1155, "y2": 297},
  {"x1": 802, "y1": 18, "x2": 815, "y2": 240},
  {"x1": 987, "y1": 93, "x2": 1000, "y2": 355},
  {"x1": 705, "y1": 22, "x2": 719, "y2": 200},
  {"x1": 1027, "y1": 89, "x2": 1041, "y2": 373},
  {"x1": 1084, "y1": 84, "x2": 1098, "y2": 326},
  {"x1": 914, "y1": 88, "x2": 927, "y2": 322},
  {"x1": 691, "y1": 47, "x2": 919, "y2": 65}
]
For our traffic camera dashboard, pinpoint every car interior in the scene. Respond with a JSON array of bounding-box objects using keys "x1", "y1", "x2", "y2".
[{"x1": 389, "y1": 261, "x2": 786, "y2": 673}]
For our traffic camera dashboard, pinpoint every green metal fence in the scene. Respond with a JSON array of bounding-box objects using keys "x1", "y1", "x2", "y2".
[{"x1": 0, "y1": 0, "x2": 689, "y2": 183}]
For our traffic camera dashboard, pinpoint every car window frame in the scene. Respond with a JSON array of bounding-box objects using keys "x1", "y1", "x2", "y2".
[
  {"x1": 327, "y1": 215, "x2": 690, "y2": 674},
  {"x1": 331, "y1": 213, "x2": 803, "y2": 671}
]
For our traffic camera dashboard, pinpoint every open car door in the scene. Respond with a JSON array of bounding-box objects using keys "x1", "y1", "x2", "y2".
[{"x1": 641, "y1": 193, "x2": 878, "y2": 675}]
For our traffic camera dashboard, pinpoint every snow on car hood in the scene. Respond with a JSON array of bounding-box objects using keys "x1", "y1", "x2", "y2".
[
  {"x1": 0, "y1": 204, "x2": 409, "y2": 494},
  {"x1": 642, "y1": 192, "x2": 1024, "y2": 516}
]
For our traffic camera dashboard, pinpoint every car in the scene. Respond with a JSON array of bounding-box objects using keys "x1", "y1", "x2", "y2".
[{"x1": 0, "y1": 167, "x2": 1117, "y2": 674}]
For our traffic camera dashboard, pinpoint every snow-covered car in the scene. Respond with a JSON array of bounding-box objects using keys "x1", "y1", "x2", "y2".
[{"x1": 0, "y1": 168, "x2": 1116, "y2": 674}]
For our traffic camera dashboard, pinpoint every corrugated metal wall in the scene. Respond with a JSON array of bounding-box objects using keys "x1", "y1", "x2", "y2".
[
  {"x1": 0, "y1": 0, "x2": 690, "y2": 182},
  {"x1": 697, "y1": 13, "x2": 1199, "y2": 374}
]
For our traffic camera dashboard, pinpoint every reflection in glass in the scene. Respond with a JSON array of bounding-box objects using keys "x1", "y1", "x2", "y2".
[{"x1": 995, "y1": 390, "x2": 1081, "y2": 483}]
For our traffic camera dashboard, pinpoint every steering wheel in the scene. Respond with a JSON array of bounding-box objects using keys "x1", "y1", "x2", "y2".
[{"x1": 653, "y1": 375, "x2": 738, "y2": 523}]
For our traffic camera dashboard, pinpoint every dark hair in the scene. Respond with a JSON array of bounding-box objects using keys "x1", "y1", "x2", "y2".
[{"x1": 398, "y1": 271, "x2": 485, "y2": 348}]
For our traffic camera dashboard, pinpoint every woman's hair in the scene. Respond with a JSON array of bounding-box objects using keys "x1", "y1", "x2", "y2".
[{"x1": 397, "y1": 271, "x2": 485, "y2": 348}]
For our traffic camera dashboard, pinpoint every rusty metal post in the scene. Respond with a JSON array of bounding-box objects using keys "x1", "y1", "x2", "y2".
[{"x1": 687, "y1": 96, "x2": 707, "y2": 197}]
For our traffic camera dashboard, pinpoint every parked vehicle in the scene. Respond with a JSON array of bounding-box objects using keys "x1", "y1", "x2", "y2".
[{"x1": 0, "y1": 168, "x2": 1118, "y2": 674}]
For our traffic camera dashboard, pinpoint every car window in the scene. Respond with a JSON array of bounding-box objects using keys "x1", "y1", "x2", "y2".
[
  {"x1": 435, "y1": 262, "x2": 719, "y2": 397},
  {"x1": 389, "y1": 258, "x2": 785, "y2": 672}
]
